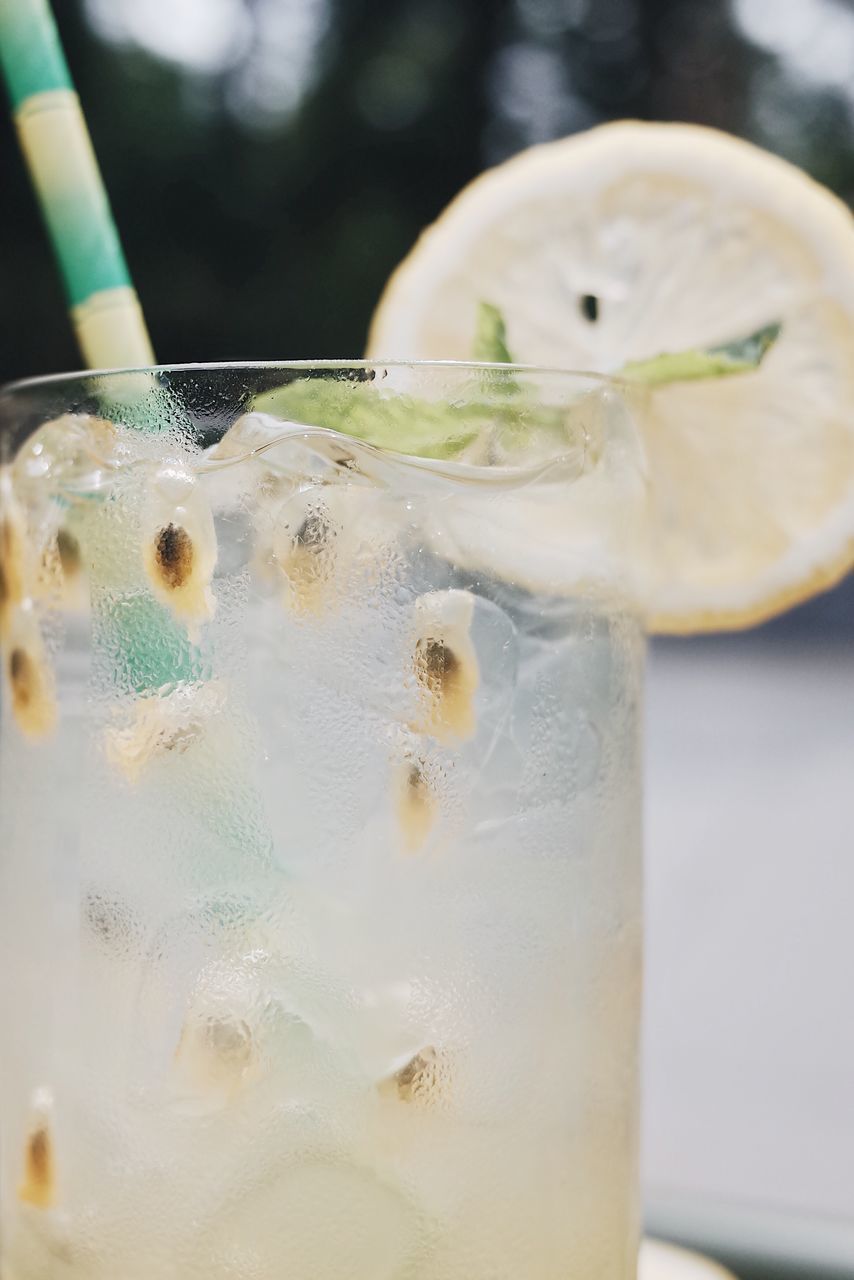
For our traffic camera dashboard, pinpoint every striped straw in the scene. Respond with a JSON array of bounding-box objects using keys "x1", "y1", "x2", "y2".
[{"x1": 0, "y1": 0, "x2": 154, "y2": 368}]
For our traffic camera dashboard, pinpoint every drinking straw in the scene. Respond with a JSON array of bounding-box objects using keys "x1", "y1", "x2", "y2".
[{"x1": 0, "y1": 0, "x2": 154, "y2": 368}]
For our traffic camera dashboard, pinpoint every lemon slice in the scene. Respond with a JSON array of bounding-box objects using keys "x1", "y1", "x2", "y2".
[{"x1": 368, "y1": 121, "x2": 854, "y2": 632}]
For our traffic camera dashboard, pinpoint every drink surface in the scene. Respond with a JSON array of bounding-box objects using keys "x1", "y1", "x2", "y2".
[{"x1": 0, "y1": 368, "x2": 643, "y2": 1280}]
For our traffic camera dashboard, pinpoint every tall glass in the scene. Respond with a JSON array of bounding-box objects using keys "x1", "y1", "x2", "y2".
[{"x1": 0, "y1": 362, "x2": 644, "y2": 1280}]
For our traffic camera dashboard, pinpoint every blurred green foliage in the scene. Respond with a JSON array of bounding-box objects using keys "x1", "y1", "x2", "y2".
[
  {"x1": 1, "y1": 0, "x2": 504, "y2": 377},
  {"x1": 4, "y1": 0, "x2": 854, "y2": 384}
]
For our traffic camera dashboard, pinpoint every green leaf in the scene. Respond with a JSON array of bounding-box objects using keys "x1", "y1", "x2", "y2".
[
  {"x1": 252, "y1": 371, "x2": 574, "y2": 463},
  {"x1": 473, "y1": 301, "x2": 523, "y2": 398},
  {"x1": 473, "y1": 301, "x2": 515, "y2": 363},
  {"x1": 251, "y1": 319, "x2": 782, "y2": 467},
  {"x1": 621, "y1": 322, "x2": 782, "y2": 386},
  {"x1": 253, "y1": 378, "x2": 482, "y2": 460}
]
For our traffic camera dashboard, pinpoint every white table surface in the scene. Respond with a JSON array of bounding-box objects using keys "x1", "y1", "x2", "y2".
[
  {"x1": 640, "y1": 1239, "x2": 737, "y2": 1280},
  {"x1": 642, "y1": 637, "x2": 854, "y2": 1256}
]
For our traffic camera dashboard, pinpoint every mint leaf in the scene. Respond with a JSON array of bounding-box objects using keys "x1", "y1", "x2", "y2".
[
  {"x1": 469, "y1": 303, "x2": 780, "y2": 389},
  {"x1": 473, "y1": 301, "x2": 515, "y2": 363},
  {"x1": 251, "y1": 373, "x2": 573, "y2": 463},
  {"x1": 253, "y1": 378, "x2": 482, "y2": 460},
  {"x1": 473, "y1": 301, "x2": 522, "y2": 398},
  {"x1": 251, "y1": 319, "x2": 781, "y2": 466},
  {"x1": 621, "y1": 322, "x2": 781, "y2": 386}
]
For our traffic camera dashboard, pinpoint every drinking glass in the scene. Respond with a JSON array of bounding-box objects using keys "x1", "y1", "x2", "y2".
[{"x1": 0, "y1": 362, "x2": 644, "y2": 1280}]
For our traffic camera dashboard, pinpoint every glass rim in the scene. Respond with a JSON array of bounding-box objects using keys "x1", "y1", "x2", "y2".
[{"x1": 0, "y1": 358, "x2": 628, "y2": 398}]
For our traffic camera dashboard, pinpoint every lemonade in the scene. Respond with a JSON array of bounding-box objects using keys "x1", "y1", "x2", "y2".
[{"x1": 0, "y1": 363, "x2": 643, "y2": 1280}]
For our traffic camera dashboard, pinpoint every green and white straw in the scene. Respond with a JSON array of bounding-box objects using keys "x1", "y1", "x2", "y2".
[{"x1": 0, "y1": 0, "x2": 154, "y2": 368}]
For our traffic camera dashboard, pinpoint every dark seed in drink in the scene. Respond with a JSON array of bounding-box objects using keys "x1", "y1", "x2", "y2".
[
  {"x1": 5, "y1": 628, "x2": 57, "y2": 739},
  {"x1": 380, "y1": 1046, "x2": 444, "y2": 1104},
  {"x1": 294, "y1": 510, "x2": 331, "y2": 551},
  {"x1": 416, "y1": 637, "x2": 460, "y2": 692},
  {"x1": 56, "y1": 528, "x2": 81, "y2": 578},
  {"x1": 154, "y1": 524, "x2": 194, "y2": 590},
  {"x1": 18, "y1": 1121, "x2": 55, "y2": 1208},
  {"x1": 396, "y1": 757, "x2": 437, "y2": 852}
]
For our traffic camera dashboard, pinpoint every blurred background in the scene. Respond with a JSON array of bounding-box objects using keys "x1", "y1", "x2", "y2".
[{"x1": 1, "y1": 1, "x2": 852, "y2": 1277}]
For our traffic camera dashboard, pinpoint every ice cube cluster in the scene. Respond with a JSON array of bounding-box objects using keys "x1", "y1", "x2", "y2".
[{"x1": 0, "y1": 405, "x2": 642, "y2": 1280}]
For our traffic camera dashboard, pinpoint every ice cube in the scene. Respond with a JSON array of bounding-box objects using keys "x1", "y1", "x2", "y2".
[
  {"x1": 1, "y1": 1204, "x2": 79, "y2": 1280},
  {"x1": 208, "y1": 412, "x2": 326, "y2": 474},
  {"x1": 203, "y1": 412, "x2": 348, "y2": 514},
  {"x1": 11, "y1": 415, "x2": 121, "y2": 499},
  {"x1": 33, "y1": 523, "x2": 89, "y2": 614},
  {"x1": 173, "y1": 1008, "x2": 257, "y2": 1106},
  {"x1": 267, "y1": 482, "x2": 399, "y2": 618},
  {"x1": 125, "y1": 894, "x2": 283, "y2": 1094},
  {"x1": 166, "y1": 935, "x2": 346, "y2": 1117},
  {"x1": 271, "y1": 488, "x2": 341, "y2": 615},
  {"x1": 103, "y1": 678, "x2": 227, "y2": 784}
]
